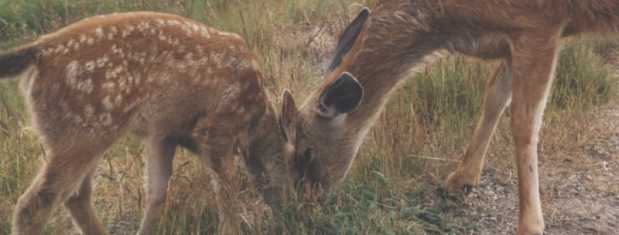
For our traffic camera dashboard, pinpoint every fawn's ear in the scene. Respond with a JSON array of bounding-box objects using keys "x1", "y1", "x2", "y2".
[
  {"x1": 327, "y1": 7, "x2": 371, "y2": 71},
  {"x1": 317, "y1": 72, "x2": 364, "y2": 118},
  {"x1": 280, "y1": 90, "x2": 299, "y2": 143}
]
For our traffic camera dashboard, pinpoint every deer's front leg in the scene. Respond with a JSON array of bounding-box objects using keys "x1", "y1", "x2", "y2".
[
  {"x1": 446, "y1": 62, "x2": 512, "y2": 191},
  {"x1": 509, "y1": 27, "x2": 563, "y2": 235}
]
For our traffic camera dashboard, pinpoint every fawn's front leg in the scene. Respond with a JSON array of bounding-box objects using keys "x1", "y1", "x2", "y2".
[
  {"x1": 137, "y1": 137, "x2": 177, "y2": 235},
  {"x1": 193, "y1": 119, "x2": 245, "y2": 235},
  {"x1": 210, "y1": 152, "x2": 242, "y2": 235}
]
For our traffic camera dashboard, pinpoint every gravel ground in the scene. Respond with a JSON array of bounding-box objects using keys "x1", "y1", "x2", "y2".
[{"x1": 431, "y1": 96, "x2": 619, "y2": 235}]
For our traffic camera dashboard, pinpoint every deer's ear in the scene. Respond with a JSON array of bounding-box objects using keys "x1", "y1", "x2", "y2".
[
  {"x1": 327, "y1": 7, "x2": 371, "y2": 71},
  {"x1": 317, "y1": 72, "x2": 364, "y2": 118},
  {"x1": 280, "y1": 90, "x2": 299, "y2": 143}
]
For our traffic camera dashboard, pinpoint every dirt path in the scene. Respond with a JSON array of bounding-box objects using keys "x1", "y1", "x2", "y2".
[{"x1": 431, "y1": 98, "x2": 619, "y2": 234}]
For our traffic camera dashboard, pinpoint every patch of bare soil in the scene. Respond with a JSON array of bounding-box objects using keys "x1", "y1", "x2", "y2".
[
  {"x1": 545, "y1": 102, "x2": 619, "y2": 235},
  {"x1": 428, "y1": 99, "x2": 619, "y2": 234}
]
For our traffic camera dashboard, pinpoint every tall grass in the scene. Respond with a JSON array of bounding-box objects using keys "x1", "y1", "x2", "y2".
[{"x1": 0, "y1": 0, "x2": 615, "y2": 234}]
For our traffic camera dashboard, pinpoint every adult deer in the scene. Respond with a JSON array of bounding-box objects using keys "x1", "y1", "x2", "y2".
[
  {"x1": 277, "y1": 1, "x2": 619, "y2": 234},
  {"x1": 0, "y1": 12, "x2": 308, "y2": 235}
]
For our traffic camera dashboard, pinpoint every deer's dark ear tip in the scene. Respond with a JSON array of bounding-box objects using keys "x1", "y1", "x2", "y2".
[
  {"x1": 360, "y1": 7, "x2": 371, "y2": 16},
  {"x1": 354, "y1": 8, "x2": 371, "y2": 24}
]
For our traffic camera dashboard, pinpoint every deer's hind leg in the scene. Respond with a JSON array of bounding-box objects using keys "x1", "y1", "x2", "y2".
[
  {"x1": 445, "y1": 62, "x2": 512, "y2": 191},
  {"x1": 12, "y1": 133, "x2": 114, "y2": 235}
]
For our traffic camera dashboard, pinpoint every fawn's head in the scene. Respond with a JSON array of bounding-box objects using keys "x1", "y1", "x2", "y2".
[{"x1": 245, "y1": 85, "x2": 361, "y2": 205}]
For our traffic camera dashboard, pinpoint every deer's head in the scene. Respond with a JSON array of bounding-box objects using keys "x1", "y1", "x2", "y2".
[{"x1": 266, "y1": 9, "x2": 371, "y2": 201}]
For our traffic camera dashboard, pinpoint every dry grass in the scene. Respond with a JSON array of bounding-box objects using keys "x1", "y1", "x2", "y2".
[{"x1": 0, "y1": 0, "x2": 616, "y2": 234}]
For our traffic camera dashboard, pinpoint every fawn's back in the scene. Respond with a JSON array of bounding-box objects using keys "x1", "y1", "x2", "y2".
[{"x1": 9, "y1": 12, "x2": 267, "y2": 151}]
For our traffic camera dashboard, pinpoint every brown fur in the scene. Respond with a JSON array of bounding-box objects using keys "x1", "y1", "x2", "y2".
[
  {"x1": 286, "y1": 1, "x2": 619, "y2": 235},
  {"x1": 1, "y1": 12, "x2": 293, "y2": 235}
]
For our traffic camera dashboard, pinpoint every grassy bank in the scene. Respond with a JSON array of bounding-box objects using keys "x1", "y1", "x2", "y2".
[{"x1": 0, "y1": 0, "x2": 615, "y2": 234}]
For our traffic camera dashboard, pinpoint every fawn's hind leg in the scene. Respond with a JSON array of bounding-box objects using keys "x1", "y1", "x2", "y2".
[
  {"x1": 445, "y1": 62, "x2": 512, "y2": 191},
  {"x1": 65, "y1": 172, "x2": 108, "y2": 235},
  {"x1": 12, "y1": 147, "x2": 108, "y2": 235},
  {"x1": 137, "y1": 137, "x2": 177, "y2": 235}
]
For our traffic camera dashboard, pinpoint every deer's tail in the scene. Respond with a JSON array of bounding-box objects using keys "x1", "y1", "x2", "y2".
[{"x1": 0, "y1": 44, "x2": 39, "y2": 80}]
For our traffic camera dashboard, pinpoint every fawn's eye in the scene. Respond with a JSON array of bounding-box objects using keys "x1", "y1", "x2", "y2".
[{"x1": 297, "y1": 148, "x2": 313, "y2": 175}]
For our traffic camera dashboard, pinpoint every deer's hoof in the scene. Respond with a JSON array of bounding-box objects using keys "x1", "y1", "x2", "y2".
[{"x1": 444, "y1": 170, "x2": 480, "y2": 193}]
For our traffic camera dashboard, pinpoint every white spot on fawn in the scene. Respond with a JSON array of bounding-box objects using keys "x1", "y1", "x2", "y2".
[
  {"x1": 137, "y1": 21, "x2": 151, "y2": 32},
  {"x1": 95, "y1": 27, "x2": 104, "y2": 38},
  {"x1": 85, "y1": 61, "x2": 96, "y2": 72},
  {"x1": 77, "y1": 79, "x2": 94, "y2": 94},
  {"x1": 114, "y1": 94, "x2": 124, "y2": 106},
  {"x1": 54, "y1": 45, "x2": 67, "y2": 54},
  {"x1": 66, "y1": 61, "x2": 80, "y2": 85},
  {"x1": 102, "y1": 81, "x2": 116, "y2": 91},
  {"x1": 118, "y1": 76, "x2": 127, "y2": 88},
  {"x1": 67, "y1": 39, "x2": 75, "y2": 48},
  {"x1": 42, "y1": 48, "x2": 53, "y2": 56},
  {"x1": 122, "y1": 25, "x2": 135, "y2": 38},
  {"x1": 155, "y1": 19, "x2": 165, "y2": 25},
  {"x1": 96, "y1": 56, "x2": 109, "y2": 68},
  {"x1": 158, "y1": 33, "x2": 168, "y2": 41},
  {"x1": 100, "y1": 113, "x2": 113, "y2": 126},
  {"x1": 102, "y1": 96, "x2": 115, "y2": 111},
  {"x1": 65, "y1": 61, "x2": 94, "y2": 93},
  {"x1": 79, "y1": 34, "x2": 87, "y2": 43},
  {"x1": 185, "y1": 53, "x2": 194, "y2": 60},
  {"x1": 167, "y1": 20, "x2": 181, "y2": 26},
  {"x1": 84, "y1": 105, "x2": 95, "y2": 117}
]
